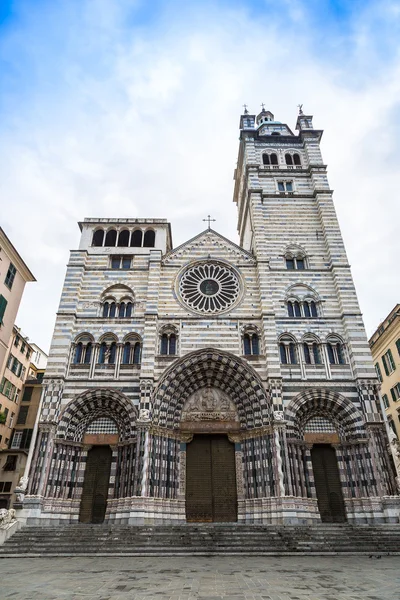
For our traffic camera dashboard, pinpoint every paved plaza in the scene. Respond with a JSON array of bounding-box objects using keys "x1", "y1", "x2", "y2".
[{"x1": 0, "y1": 555, "x2": 399, "y2": 600}]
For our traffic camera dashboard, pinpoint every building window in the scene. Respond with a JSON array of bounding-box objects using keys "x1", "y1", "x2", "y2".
[
  {"x1": 92, "y1": 229, "x2": 104, "y2": 246},
  {"x1": 390, "y1": 383, "x2": 400, "y2": 402},
  {"x1": 396, "y1": 338, "x2": 400, "y2": 357},
  {"x1": 262, "y1": 153, "x2": 278, "y2": 166},
  {"x1": 243, "y1": 331, "x2": 260, "y2": 356},
  {"x1": 73, "y1": 339, "x2": 93, "y2": 365},
  {"x1": 10, "y1": 431, "x2": 23, "y2": 449},
  {"x1": 22, "y1": 386, "x2": 33, "y2": 402},
  {"x1": 0, "y1": 295, "x2": 8, "y2": 325},
  {"x1": 122, "y1": 341, "x2": 142, "y2": 365},
  {"x1": 7, "y1": 354, "x2": 24, "y2": 378},
  {"x1": 287, "y1": 300, "x2": 318, "y2": 318},
  {"x1": 0, "y1": 482, "x2": 12, "y2": 493},
  {"x1": 4, "y1": 263, "x2": 17, "y2": 290},
  {"x1": 285, "y1": 256, "x2": 305, "y2": 270},
  {"x1": 131, "y1": 230, "x2": 143, "y2": 247},
  {"x1": 143, "y1": 229, "x2": 155, "y2": 248},
  {"x1": 303, "y1": 341, "x2": 322, "y2": 365},
  {"x1": 327, "y1": 340, "x2": 346, "y2": 365},
  {"x1": 98, "y1": 340, "x2": 117, "y2": 365},
  {"x1": 0, "y1": 378, "x2": 17, "y2": 401},
  {"x1": 160, "y1": 331, "x2": 177, "y2": 356},
  {"x1": 382, "y1": 349, "x2": 396, "y2": 376},
  {"x1": 104, "y1": 229, "x2": 117, "y2": 246},
  {"x1": 279, "y1": 338, "x2": 297, "y2": 364},
  {"x1": 17, "y1": 405, "x2": 29, "y2": 425},
  {"x1": 110, "y1": 256, "x2": 131, "y2": 270},
  {"x1": 277, "y1": 181, "x2": 293, "y2": 192},
  {"x1": 102, "y1": 300, "x2": 134, "y2": 318},
  {"x1": 382, "y1": 394, "x2": 390, "y2": 409},
  {"x1": 375, "y1": 362, "x2": 383, "y2": 383},
  {"x1": 3, "y1": 455, "x2": 17, "y2": 471},
  {"x1": 117, "y1": 230, "x2": 130, "y2": 247},
  {"x1": 14, "y1": 336, "x2": 20, "y2": 347}
]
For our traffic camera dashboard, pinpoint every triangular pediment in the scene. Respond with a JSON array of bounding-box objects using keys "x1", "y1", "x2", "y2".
[{"x1": 163, "y1": 229, "x2": 255, "y2": 265}]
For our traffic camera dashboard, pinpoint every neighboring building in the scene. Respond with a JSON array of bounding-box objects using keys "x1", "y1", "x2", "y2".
[
  {"x1": 0, "y1": 327, "x2": 34, "y2": 450},
  {"x1": 0, "y1": 227, "x2": 35, "y2": 377},
  {"x1": 0, "y1": 361, "x2": 47, "y2": 509},
  {"x1": 369, "y1": 304, "x2": 400, "y2": 439},
  {"x1": 21, "y1": 107, "x2": 398, "y2": 528}
]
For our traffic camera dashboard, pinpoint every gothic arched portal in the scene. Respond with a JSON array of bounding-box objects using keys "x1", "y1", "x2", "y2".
[{"x1": 151, "y1": 348, "x2": 270, "y2": 429}]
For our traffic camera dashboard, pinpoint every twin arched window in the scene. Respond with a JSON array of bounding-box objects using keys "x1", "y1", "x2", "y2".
[
  {"x1": 262, "y1": 153, "x2": 278, "y2": 166},
  {"x1": 286, "y1": 256, "x2": 305, "y2": 270},
  {"x1": 102, "y1": 301, "x2": 133, "y2": 318},
  {"x1": 327, "y1": 340, "x2": 346, "y2": 365},
  {"x1": 160, "y1": 333, "x2": 177, "y2": 355},
  {"x1": 279, "y1": 336, "x2": 346, "y2": 366},
  {"x1": 73, "y1": 341, "x2": 93, "y2": 364},
  {"x1": 279, "y1": 337, "x2": 297, "y2": 364},
  {"x1": 285, "y1": 153, "x2": 301, "y2": 166},
  {"x1": 98, "y1": 341, "x2": 117, "y2": 364},
  {"x1": 243, "y1": 331, "x2": 260, "y2": 356},
  {"x1": 122, "y1": 341, "x2": 141, "y2": 364},
  {"x1": 92, "y1": 228, "x2": 155, "y2": 248},
  {"x1": 287, "y1": 300, "x2": 318, "y2": 318}
]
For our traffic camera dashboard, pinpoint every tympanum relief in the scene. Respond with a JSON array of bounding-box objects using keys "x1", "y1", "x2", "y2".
[{"x1": 181, "y1": 387, "x2": 238, "y2": 422}]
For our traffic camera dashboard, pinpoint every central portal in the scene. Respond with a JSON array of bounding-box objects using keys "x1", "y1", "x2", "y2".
[{"x1": 186, "y1": 434, "x2": 237, "y2": 522}]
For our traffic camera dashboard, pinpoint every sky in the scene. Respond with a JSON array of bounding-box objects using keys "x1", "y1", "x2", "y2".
[{"x1": 1, "y1": 0, "x2": 399, "y2": 353}]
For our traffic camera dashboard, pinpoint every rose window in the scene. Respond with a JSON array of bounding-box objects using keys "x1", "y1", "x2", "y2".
[{"x1": 179, "y1": 263, "x2": 240, "y2": 314}]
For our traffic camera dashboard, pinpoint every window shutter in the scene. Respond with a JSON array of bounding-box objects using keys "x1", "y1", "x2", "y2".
[
  {"x1": 382, "y1": 355, "x2": 389, "y2": 376},
  {"x1": 22, "y1": 386, "x2": 33, "y2": 402},
  {"x1": 16, "y1": 405, "x2": 29, "y2": 425},
  {"x1": 375, "y1": 363, "x2": 382, "y2": 383},
  {"x1": 390, "y1": 387, "x2": 397, "y2": 402},
  {"x1": 0, "y1": 295, "x2": 7, "y2": 324},
  {"x1": 388, "y1": 349, "x2": 396, "y2": 371}
]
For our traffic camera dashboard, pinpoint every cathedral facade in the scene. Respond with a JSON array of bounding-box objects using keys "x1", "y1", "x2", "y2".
[{"x1": 20, "y1": 108, "x2": 399, "y2": 526}]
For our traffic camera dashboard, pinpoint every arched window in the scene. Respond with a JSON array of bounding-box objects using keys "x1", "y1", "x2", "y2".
[
  {"x1": 74, "y1": 343, "x2": 83, "y2": 364},
  {"x1": 109, "y1": 302, "x2": 116, "y2": 318},
  {"x1": 262, "y1": 154, "x2": 270, "y2": 165},
  {"x1": 84, "y1": 343, "x2": 92, "y2": 364},
  {"x1": 143, "y1": 230, "x2": 155, "y2": 248},
  {"x1": 122, "y1": 342, "x2": 131, "y2": 364},
  {"x1": 303, "y1": 340, "x2": 322, "y2": 365},
  {"x1": 243, "y1": 334, "x2": 251, "y2": 355},
  {"x1": 98, "y1": 342, "x2": 107, "y2": 364},
  {"x1": 310, "y1": 301, "x2": 318, "y2": 317},
  {"x1": 327, "y1": 339, "x2": 346, "y2": 365},
  {"x1": 279, "y1": 337, "x2": 297, "y2": 364},
  {"x1": 288, "y1": 302, "x2": 294, "y2": 317},
  {"x1": 160, "y1": 334, "x2": 168, "y2": 355},
  {"x1": 131, "y1": 230, "x2": 143, "y2": 247},
  {"x1": 169, "y1": 334, "x2": 176, "y2": 355},
  {"x1": 92, "y1": 229, "x2": 104, "y2": 247},
  {"x1": 285, "y1": 153, "x2": 293, "y2": 165},
  {"x1": 293, "y1": 153, "x2": 301, "y2": 166},
  {"x1": 125, "y1": 302, "x2": 133, "y2": 317},
  {"x1": 294, "y1": 301, "x2": 301, "y2": 317},
  {"x1": 119, "y1": 302, "x2": 126, "y2": 318},
  {"x1": 104, "y1": 229, "x2": 117, "y2": 246},
  {"x1": 243, "y1": 331, "x2": 260, "y2": 355},
  {"x1": 117, "y1": 230, "x2": 130, "y2": 247},
  {"x1": 102, "y1": 302, "x2": 109, "y2": 318},
  {"x1": 133, "y1": 342, "x2": 141, "y2": 364},
  {"x1": 286, "y1": 255, "x2": 306, "y2": 270},
  {"x1": 108, "y1": 342, "x2": 116, "y2": 364},
  {"x1": 160, "y1": 331, "x2": 177, "y2": 355},
  {"x1": 304, "y1": 302, "x2": 311, "y2": 318},
  {"x1": 270, "y1": 153, "x2": 278, "y2": 165}
]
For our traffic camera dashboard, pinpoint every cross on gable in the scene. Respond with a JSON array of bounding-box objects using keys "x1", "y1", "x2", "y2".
[{"x1": 203, "y1": 215, "x2": 216, "y2": 229}]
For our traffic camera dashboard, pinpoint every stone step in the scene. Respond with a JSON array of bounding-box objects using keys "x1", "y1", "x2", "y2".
[{"x1": 2, "y1": 524, "x2": 400, "y2": 556}]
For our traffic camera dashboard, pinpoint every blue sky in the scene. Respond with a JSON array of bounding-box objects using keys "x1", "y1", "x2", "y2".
[{"x1": 1, "y1": 0, "x2": 400, "y2": 351}]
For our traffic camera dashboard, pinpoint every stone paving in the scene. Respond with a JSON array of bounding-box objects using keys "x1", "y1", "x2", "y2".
[{"x1": 0, "y1": 556, "x2": 398, "y2": 600}]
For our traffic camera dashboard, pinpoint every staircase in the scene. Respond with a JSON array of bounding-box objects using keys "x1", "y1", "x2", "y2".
[{"x1": 1, "y1": 524, "x2": 400, "y2": 556}]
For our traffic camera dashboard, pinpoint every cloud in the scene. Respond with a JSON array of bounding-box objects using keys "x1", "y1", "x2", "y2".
[{"x1": 0, "y1": 0, "x2": 399, "y2": 349}]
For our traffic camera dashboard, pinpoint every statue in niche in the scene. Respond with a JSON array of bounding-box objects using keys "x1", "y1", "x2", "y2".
[{"x1": 182, "y1": 387, "x2": 238, "y2": 422}]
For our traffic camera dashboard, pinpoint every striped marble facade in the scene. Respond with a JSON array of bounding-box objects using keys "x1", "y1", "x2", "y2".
[{"x1": 21, "y1": 110, "x2": 400, "y2": 526}]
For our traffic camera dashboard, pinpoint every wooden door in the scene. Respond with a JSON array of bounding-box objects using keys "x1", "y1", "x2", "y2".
[
  {"x1": 311, "y1": 444, "x2": 346, "y2": 523},
  {"x1": 79, "y1": 445, "x2": 112, "y2": 524},
  {"x1": 186, "y1": 435, "x2": 237, "y2": 522}
]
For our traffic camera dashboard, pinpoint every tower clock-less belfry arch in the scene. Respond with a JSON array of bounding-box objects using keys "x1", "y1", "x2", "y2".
[{"x1": 19, "y1": 107, "x2": 399, "y2": 526}]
